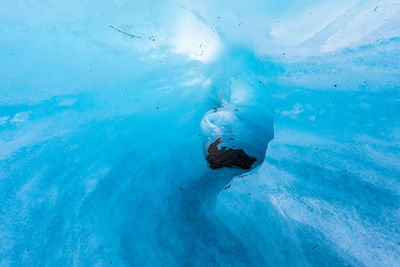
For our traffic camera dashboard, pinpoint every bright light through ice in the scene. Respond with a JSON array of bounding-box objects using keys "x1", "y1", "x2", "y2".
[{"x1": 170, "y1": 11, "x2": 222, "y2": 63}]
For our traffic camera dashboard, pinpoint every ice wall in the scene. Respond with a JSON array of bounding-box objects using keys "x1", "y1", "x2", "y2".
[{"x1": 1, "y1": 0, "x2": 400, "y2": 266}]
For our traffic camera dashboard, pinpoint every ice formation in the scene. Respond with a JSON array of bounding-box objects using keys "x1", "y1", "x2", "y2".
[{"x1": 1, "y1": 0, "x2": 400, "y2": 266}]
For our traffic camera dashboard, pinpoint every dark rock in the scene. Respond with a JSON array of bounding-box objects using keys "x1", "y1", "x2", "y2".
[{"x1": 206, "y1": 138, "x2": 257, "y2": 170}]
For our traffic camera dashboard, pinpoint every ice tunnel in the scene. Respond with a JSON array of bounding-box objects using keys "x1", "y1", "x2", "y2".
[{"x1": 1, "y1": 0, "x2": 400, "y2": 266}]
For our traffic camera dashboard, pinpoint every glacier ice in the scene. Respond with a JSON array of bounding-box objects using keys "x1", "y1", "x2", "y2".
[{"x1": 1, "y1": 0, "x2": 400, "y2": 266}]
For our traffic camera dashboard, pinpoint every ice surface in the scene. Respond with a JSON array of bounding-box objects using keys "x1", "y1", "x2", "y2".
[{"x1": 1, "y1": 0, "x2": 400, "y2": 266}]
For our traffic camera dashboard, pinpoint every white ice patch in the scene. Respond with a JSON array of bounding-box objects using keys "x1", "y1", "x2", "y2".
[
  {"x1": 178, "y1": 77, "x2": 203, "y2": 87},
  {"x1": 281, "y1": 103, "x2": 304, "y2": 118},
  {"x1": 170, "y1": 9, "x2": 222, "y2": 63},
  {"x1": 0, "y1": 116, "x2": 10, "y2": 125},
  {"x1": 201, "y1": 108, "x2": 238, "y2": 138},
  {"x1": 85, "y1": 179, "x2": 98, "y2": 195},
  {"x1": 269, "y1": 194, "x2": 400, "y2": 266},
  {"x1": 270, "y1": 0, "x2": 356, "y2": 46},
  {"x1": 58, "y1": 98, "x2": 77, "y2": 106},
  {"x1": 322, "y1": 0, "x2": 400, "y2": 52},
  {"x1": 11, "y1": 112, "x2": 31, "y2": 124},
  {"x1": 230, "y1": 79, "x2": 255, "y2": 105},
  {"x1": 84, "y1": 168, "x2": 110, "y2": 196}
]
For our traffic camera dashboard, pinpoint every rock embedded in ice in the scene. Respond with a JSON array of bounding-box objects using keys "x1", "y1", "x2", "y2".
[{"x1": 206, "y1": 138, "x2": 257, "y2": 170}]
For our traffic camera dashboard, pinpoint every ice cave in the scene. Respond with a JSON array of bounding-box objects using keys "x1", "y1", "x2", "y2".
[{"x1": 1, "y1": 0, "x2": 400, "y2": 266}]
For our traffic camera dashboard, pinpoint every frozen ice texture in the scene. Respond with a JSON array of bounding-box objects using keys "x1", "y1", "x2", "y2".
[{"x1": 1, "y1": 0, "x2": 400, "y2": 266}]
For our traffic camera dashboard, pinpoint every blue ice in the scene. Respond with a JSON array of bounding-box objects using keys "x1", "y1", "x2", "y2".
[{"x1": 1, "y1": 0, "x2": 400, "y2": 266}]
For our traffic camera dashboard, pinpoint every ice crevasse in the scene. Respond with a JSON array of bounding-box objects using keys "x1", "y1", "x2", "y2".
[{"x1": 1, "y1": 0, "x2": 400, "y2": 266}]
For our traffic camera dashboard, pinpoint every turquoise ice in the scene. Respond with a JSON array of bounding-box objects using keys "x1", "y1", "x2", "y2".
[{"x1": 1, "y1": 0, "x2": 400, "y2": 266}]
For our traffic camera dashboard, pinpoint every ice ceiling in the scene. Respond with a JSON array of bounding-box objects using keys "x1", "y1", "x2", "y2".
[{"x1": 1, "y1": 0, "x2": 400, "y2": 266}]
